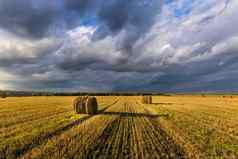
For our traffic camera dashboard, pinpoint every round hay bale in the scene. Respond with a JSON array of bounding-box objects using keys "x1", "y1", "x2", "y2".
[
  {"x1": 73, "y1": 97, "x2": 81, "y2": 113},
  {"x1": 142, "y1": 96, "x2": 148, "y2": 104},
  {"x1": 142, "y1": 96, "x2": 146, "y2": 104},
  {"x1": 80, "y1": 96, "x2": 88, "y2": 113},
  {"x1": 147, "y1": 96, "x2": 152, "y2": 104},
  {"x1": 73, "y1": 97, "x2": 78, "y2": 112},
  {"x1": 146, "y1": 96, "x2": 149, "y2": 104},
  {"x1": 86, "y1": 97, "x2": 98, "y2": 114},
  {"x1": 142, "y1": 96, "x2": 152, "y2": 104},
  {"x1": 73, "y1": 96, "x2": 88, "y2": 114}
]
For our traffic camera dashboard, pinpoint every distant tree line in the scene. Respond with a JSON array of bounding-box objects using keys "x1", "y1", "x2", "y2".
[
  {"x1": 0, "y1": 92, "x2": 7, "y2": 98},
  {"x1": 54, "y1": 92, "x2": 167, "y2": 96},
  {"x1": 0, "y1": 90, "x2": 168, "y2": 97}
]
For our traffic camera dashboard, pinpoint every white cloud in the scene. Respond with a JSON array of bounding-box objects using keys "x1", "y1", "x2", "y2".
[
  {"x1": 0, "y1": 69, "x2": 16, "y2": 81},
  {"x1": 135, "y1": 0, "x2": 238, "y2": 65},
  {"x1": 0, "y1": 0, "x2": 238, "y2": 91},
  {"x1": 56, "y1": 26, "x2": 126, "y2": 65},
  {"x1": 0, "y1": 29, "x2": 61, "y2": 60},
  {"x1": 211, "y1": 36, "x2": 238, "y2": 55}
]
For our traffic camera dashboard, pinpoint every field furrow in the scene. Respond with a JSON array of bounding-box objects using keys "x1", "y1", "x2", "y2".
[
  {"x1": 0, "y1": 96, "x2": 118, "y2": 159},
  {"x1": 19, "y1": 99, "x2": 123, "y2": 159},
  {"x1": 1, "y1": 96, "x2": 237, "y2": 158},
  {"x1": 84, "y1": 99, "x2": 186, "y2": 159}
]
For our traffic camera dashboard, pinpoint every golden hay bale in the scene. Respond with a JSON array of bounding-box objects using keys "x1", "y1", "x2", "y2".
[
  {"x1": 73, "y1": 97, "x2": 81, "y2": 113},
  {"x1": 85, "y1": 97, "x2": 98, "y2": 114},
  {"x1": 147, "y1": 96, "x2": 152, "y2": 104},
  {"x1": 142, "y1": 96, "x2": 152, "y2": 104},
  {"x1": 73, "y1": 96, "x2": 88, "y2": 114},
  {"x1": 145, "y1": 96, "x2": 149, "y2": 104},
  {"x1": 73, "y1": 97, "x2": 78, "y2": 112},
  {"x1": 142, "y1": 96, "x2": 146, "y2": 104},
  {"x1": 142, "y1": 96, "x2": 148, "y2": 104},
  {"x1": 142, "y1": 96, "x2": 147, "y2": 104}
]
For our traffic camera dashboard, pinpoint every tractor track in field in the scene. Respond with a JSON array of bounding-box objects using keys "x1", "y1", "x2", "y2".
[
  {"x1": 6, "y1": 99, "x2": 119, "y2": 159},
  {"x1": 17, "y1": 98, "x2": 186, "y2": 159},
  {"x1": 85, "y1": 101, "x2": 186, "y2": 159},
  {"x1": 19, "y1": 99, "x2": 123, "y2": 159},
  {"x1": 1, "y1": 96, "x2": 237, "y2": 159}
]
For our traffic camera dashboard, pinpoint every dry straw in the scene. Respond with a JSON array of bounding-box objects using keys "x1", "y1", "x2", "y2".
[
  {"x1": 73, "y1": 96, "x2": 87, "y2": 114},
  {"x1": 73, "y1": 96, "x2": 98, "y2": 114},
  {"x1": 86, "y1": 97, "x2": 98, "y2": 114},
  {"x1": 142, "y1": 96, "x2": 152, "y2": 104}
]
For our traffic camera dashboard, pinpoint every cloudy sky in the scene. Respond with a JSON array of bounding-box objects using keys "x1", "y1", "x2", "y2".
[{"x1": 0, "y1": 0, "x2": 237, "y2": 92}]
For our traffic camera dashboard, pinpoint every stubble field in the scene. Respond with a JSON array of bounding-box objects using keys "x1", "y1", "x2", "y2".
[{"x1": 0, "y1": 95, "x2": 237, "y2": 159}]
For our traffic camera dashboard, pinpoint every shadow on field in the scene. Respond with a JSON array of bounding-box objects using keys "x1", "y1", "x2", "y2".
[
  {"x1": 153, "y1": 102, "x2": 173, "y2": 105},
  {"x1": 49, "y1": 101, "x2": 117, "y2": 136},
  {"x1": 98, "y1": 112, "x2": 168, "y2": 118},
  {"x1": 14, "y1": 100, "x2": 118, "y2": 158},
  {"x1": 86, "y1": 110, "x2": 184, "y2": 159}
]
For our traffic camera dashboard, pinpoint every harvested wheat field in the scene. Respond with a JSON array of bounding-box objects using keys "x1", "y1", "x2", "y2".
[{"x1": 0, "y1": 95, "x2": 238, "y2": 159}]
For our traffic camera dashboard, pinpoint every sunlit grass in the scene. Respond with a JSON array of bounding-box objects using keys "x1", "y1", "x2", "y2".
[
  {"x1": 0, "y1": 95, "x2": 237, "y2": 158},
  {"x1": 150, "y1": 95, "x2": 238, "y2": 158}
]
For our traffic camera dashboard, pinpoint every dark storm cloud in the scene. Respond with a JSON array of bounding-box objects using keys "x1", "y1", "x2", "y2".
[
  {"x1": 0, "y1": 0, "x2": 161, "y2": 40},
  {"x1": 1, "y1": 0, "x2": 238, "y2": 92},
  {"x1": 65, "y1": 0, "x2": 162, "y2": 55},
  {"x1": 95, "y1": 0, "x2": 161, "y2": 54},
  {"x1": 195, "y1": 0, "x2": 231, "y2": 25},
  {"x1": 64, "y1": 0, "x2": 98, "y2": 13},
  {"x1": 0, "y1": 0, "x2": 62, "y2": 38}
]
